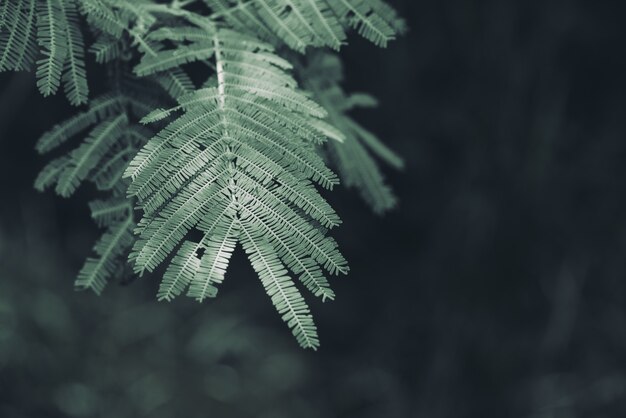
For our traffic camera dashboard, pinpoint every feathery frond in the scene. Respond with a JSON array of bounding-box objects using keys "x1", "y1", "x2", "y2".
[
  {"x1": 205, "y1": 0, "x2": 405, "y2": 51},
  {"x1": 35, "y1": 83, "x2": 162, "y2": 293},
  {"x1": 240, "y1": 219, "x2": 319, "y2": 349},
  {"x1": 303, "y1": 52, "x2": 403, "y2": 213},
  {"x1": 54, "y1": 113, "x2": 128, "y2": 197},
  {"x1": 61, "y1": 0, "x2": 89, "y2": 105},
  {"x1": 153, "y1": 68, "x2": 196, "y2": 100},
  {"x1": 0, "y1": 0, "x2": 38, "y2": 72},
  {"x1": 36, "y1": 93, "x2": 123, "y2": 153},
  {"x1": 89, "y1": 32, "x2": 122, "y2": 64},
  {"x1": 0, "y1": 0, "x2": 90, "y2": 104},
  {"x1": 76, "y1": 214, "x2": 135, "y2": 294},
  {"x1": 89, "y1": 197, "x2": 132, "y2": 227},
  {"x1": 128, "y1": 28, "x2": 347, "y2": 348}
]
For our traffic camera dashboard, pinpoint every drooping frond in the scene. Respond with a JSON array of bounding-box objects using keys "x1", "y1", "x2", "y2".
[
  {"x1": 203, "y1": 0, "x2": 276, "y2": 43},
  {"x1": 54, "y1": 113, "x2": 128, "y2": 197},
  {"x1": 89, "y1": 197, "x2": 132, "y2": 227},
  {"x1": 367, "y1": 0, "x2": 408, "y2": 33},
  {"x1": 158, "y1": 240, "x2": 202, "y2": 302},
  {"x1": 34, "y1": 155, "x2": 71, "y2": 192},
  {"x1": 328, "y1": 126, "x2": 399, "y2": 212},
  {"x1": 74, "y1": 194, "x2": 135, "y2": 294},
  {"x1": 76, "y1": 214, "x2": 135, "y2": 294},
  {"x1": 188, "y1": 209, "x2": 239, "y2": 302},
  {"x1": 239, "y1": 218, "x2": 319, "y2": 349},
  {"x1": 0, "y1": 2, "x2": 9, "y2": 30},
  {"x1": 344, "y1": 115, "x2": 404, "y2": 170},
  {"x1": 0, "y1": 0, "x2": 90, "y2": 104},
  {"x1": 0, "y1": 0, "x2": 38, "y2": 72},
  {"x1": 327, "y1": 0, "x2": 402, "y2": 47},
  {"x1": 35, "y1": 72, "x2": 169, "y2": 292},
  {"x1": 134, "y1": 41, "x2": 215, "y2": 76},
  {"x1": 251, "y1": 0, "x2": 344, "y2": 51},
  {"x1": 127, "y1": 27, "x2": 347, "y2": 348},
  {"x1": 1, "y1": 0, "x2": 165, "y2": 104},
  {"x1": 36, "y1": 93, "x2": 123, "y2": 153},
  {"x1": 36, "y1": 0, "x2": 68, "y2": 96},
  {"x1": 89, "y1": 32, "x2": 123, "y2": 63},
  {"x1": 303, "y1": 52, "x2": 403, "y2": 213},
  {"x1": 34, "y1": 87, "x2": 159, "y2": 197},
  {"x1": 61, "y1": 0, "x2": 89, "y2": 105},
  {"x1": 79, "y1": 0, "x2": 130, "y2": 38},
  {"x1": 205, "y1": 0, "x2": 405, "y2": 51},
  {"x1": 153, "y1": 68, "x2": 196, "y2": 100},
  {"x1": 80, "y1": 1, "x2": 166, "y2": 73},
  {"x1": 91, "y1": 143, "x2": 137, "y2": 191}
]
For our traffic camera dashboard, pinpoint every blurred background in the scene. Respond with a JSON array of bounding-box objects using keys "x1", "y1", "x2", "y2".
[{"x1": 2, "y1": 0, "x2": 626, "y2": 416}]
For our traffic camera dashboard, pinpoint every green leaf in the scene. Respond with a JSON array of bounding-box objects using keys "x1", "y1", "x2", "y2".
[
  {"x1": 75, "y1": 215, "x2": 134, "y2": 295},
  {"x1": 240, "y1": 219, "x2": 319, "y2": 350},
  {"x1": 55, "y1": 114, "x2": 128, "y2": 197},
  {"x1": 36, "y1": 94, "x2": 123, "y2": 153},
  {"x1": 61, "y1": 0, "x2": 89, "y2": 105},
  {"x1": 36, "y1": 0, "x2": 68, "y2": 97},
  {"x1": 0, "y1": 0, "x2": 38, "y2": 72},
  {"x1": 134, "y1": 42, "x2": 215, "y2": 77},
  {"x1": 128, "y1": 29, "x2": 347, "y2": 348}
]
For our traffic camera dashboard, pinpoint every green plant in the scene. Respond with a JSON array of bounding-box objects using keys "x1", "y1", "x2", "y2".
[{"x1": 1, "y1": 0, "x2": 405, "y2": 349}]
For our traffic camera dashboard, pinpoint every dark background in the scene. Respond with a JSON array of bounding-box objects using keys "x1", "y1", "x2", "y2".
[{"x1": 2, "y1": 0, "x2": 626, "y2": 416}]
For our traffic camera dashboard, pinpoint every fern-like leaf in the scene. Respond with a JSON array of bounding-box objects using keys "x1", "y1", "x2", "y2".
[
  {"x1": 153, "y1": 68, "x2": 195, "y2": 99},
  {"x1": 128, "y1": 28, "x2": 347, "y2": 348},
  {"x1": 0, "y1": 0, "x2": 38, "y2": 72},
  {"x1": 203, "y1": 0, "x2": 276, "y2": 43},
  {"x1": 304, "y1": 52, "x2": 403, "y2": 213},
  {"x1": 205, "y1": 0, "x2": 403, "y2": 51},
  {"x1": 89, "y1": 32, "x2": 122, "y2": 63},
  {"x1": 55, "y1": 114, "x2": 128, "y2": 197},
  {"x1": 240, "y1": 219, "x2": 319, "y2": 349},
  {"x1": 61, "y1": 0, "x2": 89, "y2": 105},
  {"x1": 89, "y1": 197, "x2": 132, "y2": 227},
  {"x1": 158, "y1": 240, "x2": 202, "y2": 302},
  {"x1": 36, "y1": 93, "x2": 123, "y2": 153},
  {"x1": 1, "y1": 0, "x2": 91, "y2": 103},
  {"x1": 79, "y1": 0, "x2": 128, "y2": 38},
  {"x1": 134, "y1": 42, "x2": 215, "y2": 77},
  {"x1": 36, "y1": 0, "x2": 68, "y2": 96},
  {"x1": 328, "y1": 0, "x2": 398, "y2": 47},
  {"x1": 76, "y1": 214, "x2": 134, "y2": 294},
  {"x1": 35, "y1": 77, "x2": 164, "y2": 293},
  {"x1": 34, "y1": 155, "x2": 70, "y2": 192},
  {"x1": 188, "y1": 210, "x2": 239, "y2": 301}
]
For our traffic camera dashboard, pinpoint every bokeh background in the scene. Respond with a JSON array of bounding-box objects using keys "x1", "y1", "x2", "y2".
[{"x1": 2, "y1": 0, "x2": 626, "y2": 416}]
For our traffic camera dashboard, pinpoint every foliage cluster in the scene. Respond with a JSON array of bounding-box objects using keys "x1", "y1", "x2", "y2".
[{"x1": 0, "y1": 0, "x2": 405, "y2": 348}]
